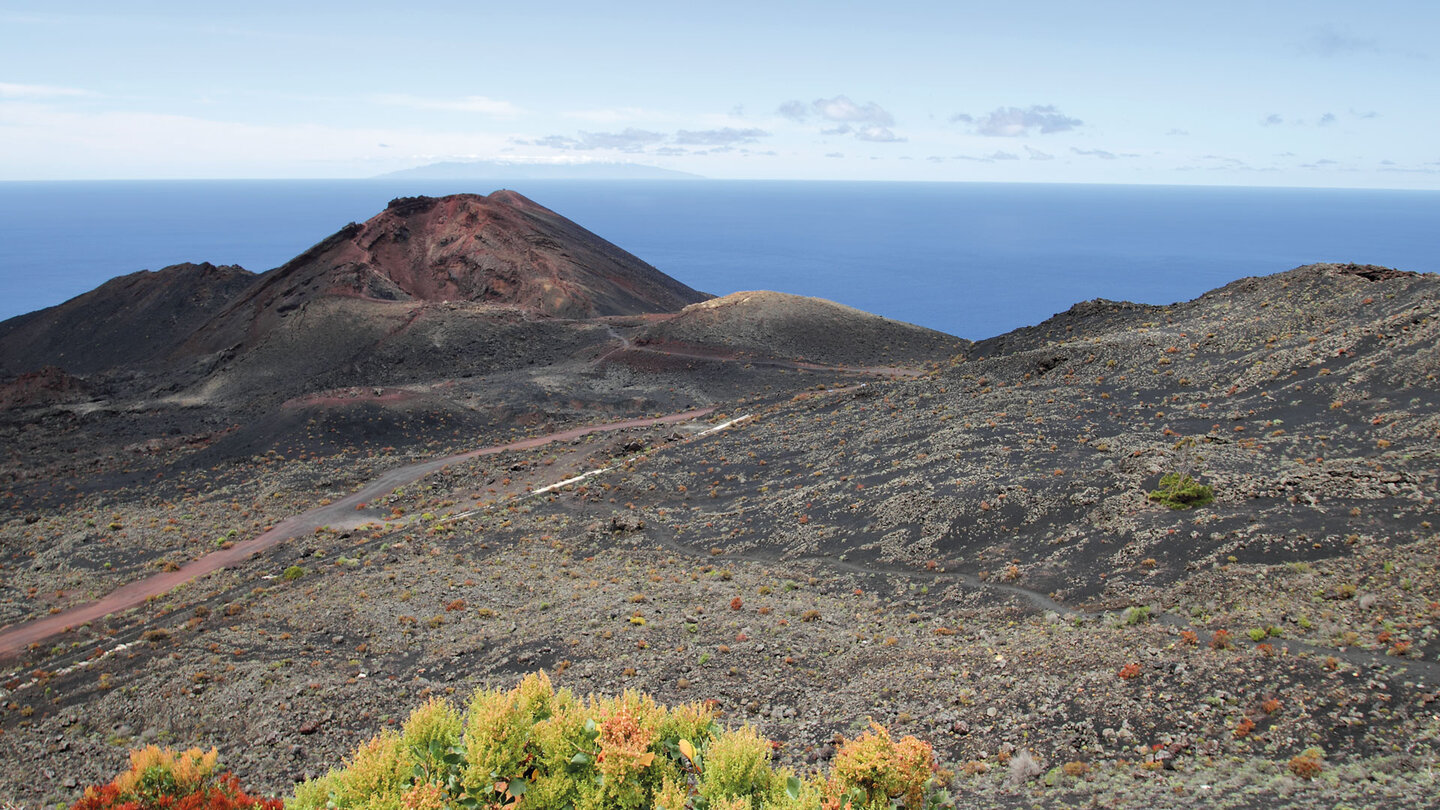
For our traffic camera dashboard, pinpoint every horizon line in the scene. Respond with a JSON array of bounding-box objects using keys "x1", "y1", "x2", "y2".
[{"x1": 2, "y1": 177, "x2": 1438, "y2": 194}]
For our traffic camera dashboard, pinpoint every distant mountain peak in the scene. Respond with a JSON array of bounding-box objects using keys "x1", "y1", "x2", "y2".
[
  {"x1": 0, "y1": 191, "x2": 712, "y2": 388},
  {"x1": 179, "y1": 190, "x2": 709, "y2": 359}
]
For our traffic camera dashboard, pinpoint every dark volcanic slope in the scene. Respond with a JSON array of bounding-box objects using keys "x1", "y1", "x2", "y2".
[
  {"x1": 187, "y1": 191, "x2": 710, "y2": 357},
  {"x1": 627, "y1": 263, "x2": 1440, "y2": 605},
  {"x1": 0, "y1": 262, "x2": 255, "y2": 376}
]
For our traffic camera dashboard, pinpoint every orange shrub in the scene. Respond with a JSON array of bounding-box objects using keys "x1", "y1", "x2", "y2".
[
  {"x1": 1288, "y1": 753, "x2": 1323, "y2": 779},
  {"x1": 70, "y1": 745, "x2": 280, "y2": 810},
  {"x1": 828, "y1": 722, "x2": 935, "y2": 809}
]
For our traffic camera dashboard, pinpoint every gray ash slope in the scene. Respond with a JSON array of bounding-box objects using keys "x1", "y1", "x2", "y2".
[{"x1": 629, "y1": 262, "x2": 1439, "y2": 603}]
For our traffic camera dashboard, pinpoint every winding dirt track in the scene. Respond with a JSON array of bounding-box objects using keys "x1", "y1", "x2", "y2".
[{"x1": 0, "y1": 408, "x2": 714, "y2": 660}]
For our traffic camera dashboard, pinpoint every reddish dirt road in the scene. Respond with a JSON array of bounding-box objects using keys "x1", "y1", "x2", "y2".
[{"x1": 0, "y1": 408, "x2": 714, "y2": 660}]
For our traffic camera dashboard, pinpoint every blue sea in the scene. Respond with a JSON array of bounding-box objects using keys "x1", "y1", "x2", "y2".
[{"x1": 1, "y1": 180, "x2": 1436, "y2": 340}]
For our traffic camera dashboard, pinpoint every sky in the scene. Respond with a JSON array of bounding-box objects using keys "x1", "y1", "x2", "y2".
[{"x1": 1, "y1": 1, "x2": 1436, "y2": 187}]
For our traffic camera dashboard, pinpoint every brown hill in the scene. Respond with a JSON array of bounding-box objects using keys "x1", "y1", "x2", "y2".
[
  {"x1": 0, "y1": 262, "x2": 255, "y2": 376},
  {"x1": 186, "y1": 191, "x2": 709, "y2": 358},
  {"x1": 633, "y1": 290, "x2": 968, "y2": 367}
]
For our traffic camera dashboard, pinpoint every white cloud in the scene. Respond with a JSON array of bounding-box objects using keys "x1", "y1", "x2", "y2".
[
  {"x1": 514, "y1": 128, "x2": 667, "y2": 152},
  {"x1": 0, "y1": 104, "x2": 517, "y2": 179},
  {"x1": 854, "y1": 125, "x2": 904, "y2": 143},
  {"x1": 775, "y1": 95, "x2": 902, "y2": 143},
  {"x1": 673, "y1": 127, "x2": 769, "y2": 146},
  {"x1": 515, "y1": 126, "x2": 771, "y2": 154},
  {"x1": 951, "y1": 105, "x2": 1081, "y2": 136},
  {"x1": 0, "y1": 82, "x2": 92, "y2": 99},
  {"x1": 1297, "y1": 25, "x2": 1381, "y2": 58},
  {"x1": 812, "y1": 95, "x2": 894, "y2": 126},
  {"x1": 373, "y1": 94, "x2": 523, "y2": 117},
  {"x1": 777, "y1": 100, "x2": 808, "y2": 121}
]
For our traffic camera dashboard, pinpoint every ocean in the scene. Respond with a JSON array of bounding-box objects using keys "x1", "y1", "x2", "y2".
[{"x1": 0, "y1": 180, "x2": 1436, "y2": 340}]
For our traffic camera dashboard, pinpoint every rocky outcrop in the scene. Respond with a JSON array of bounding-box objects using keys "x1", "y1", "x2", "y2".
[{"x1": 0, "y1": 366, "x2": 91, "y2": 409}]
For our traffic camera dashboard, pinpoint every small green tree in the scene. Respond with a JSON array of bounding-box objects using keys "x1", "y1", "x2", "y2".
[{"x1": 1148, "y1": 437, "x2": 1214, "y2": 509}]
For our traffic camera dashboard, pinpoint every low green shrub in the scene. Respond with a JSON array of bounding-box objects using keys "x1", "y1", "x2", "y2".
[
  {"x1": 1148, "y1": 437, "x2": 1215, "y2": 510},
  {"x1": 1147, "y1": 472, "x2": 1214, "y2": 510},
  {"x1": 1121, "y1": 606, "x2": 1153, "y2": 626}
]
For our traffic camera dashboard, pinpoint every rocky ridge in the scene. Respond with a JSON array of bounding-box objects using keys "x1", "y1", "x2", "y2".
[{"x1": 0, "y1": 262, "x2": 255, "y2": 377}]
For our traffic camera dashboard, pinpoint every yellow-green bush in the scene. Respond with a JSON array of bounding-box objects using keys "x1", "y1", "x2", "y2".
[
  {"x1": 464, "y1": 671, "x2": 567, "y2": 788},
  {"x1": 288, "y1": 672, "x2": 944, "y2": 810},
  {"x1": 290, "y1": 732, "x2": 412, "y2": 810},
  {"x1": 762, "y1": 773, "x2": 826, "y2": 810},
  {"x1": 698, "y1": 725, "x2": 775, "y2": 809},
  {"x1": 402, "y1": 698, "x2": 465, "y2": 781}
]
